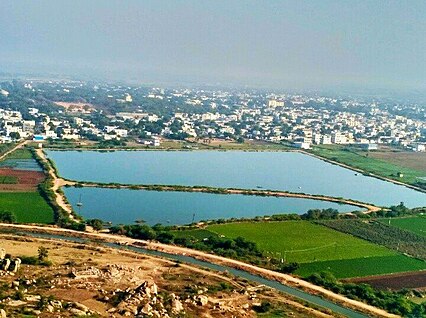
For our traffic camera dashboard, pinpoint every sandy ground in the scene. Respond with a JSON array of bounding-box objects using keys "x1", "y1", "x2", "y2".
[
  {"x1": 0, "y1": 234, "x2": 332, "y2": 318},
  {"x1": 0, "y1": 223, "x2": 399, "y2": 318}
]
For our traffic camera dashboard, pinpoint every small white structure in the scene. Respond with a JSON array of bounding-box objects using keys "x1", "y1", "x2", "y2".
[{"x1": 294, "y1": 142, "x2": 311, "y2": 150}]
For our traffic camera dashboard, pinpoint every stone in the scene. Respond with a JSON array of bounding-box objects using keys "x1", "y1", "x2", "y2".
[
  {"x1": 74, "y1": 302, "x2": 89, "y2": 312},
  {"x1": 0, "y1": 309, "x2": 6, "y2": 318},
  {"x1": 195, "y1": 295, "x2": 208, "y2": 306},
  {"x1": 12, "y1": 258, "x2": 21, "y2": 273},
  {"x1": 70, "y1": 308, "x2": 86, "y2": 316},
  {"x1": 140, "y1": 303, "x2": 152, "y2": 315},
  {"x1": 25, "y1": 295, "x2": 41, "y2": 302},
  {"x1": 171, "y1": 298, "x2": 184, "y2": 314},
  {"x1": 3, "y1": 259, "x2": 10, "y2": 271}
]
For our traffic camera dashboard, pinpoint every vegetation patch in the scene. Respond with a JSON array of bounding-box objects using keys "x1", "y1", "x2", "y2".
[
  {"x1": 307, "y1": 271, "x2": 426, "y2": 317},
  {"x1": 319, "y1": 219, "x2": 426, "y2": 260},
  {"x1": 296, "y1": 255, "x2": 426, "y2": 279},
  {"x1": 310, "y1": 145, "x2": 426, "y2": 189},
  {"x1": 207, "y1": 221, "x2": 394, "y2": 263},
  {"x1": 0, "y1": 192, "x2": 54, "y2": 223},
  {"x1": 4, "y1": 148, "x2": 34, "y2": 160},
  {"x1": 0, "y1": 175, "x2": 18, "y2": 184},
  {"x1": 378, "y1": 215, "x2": 426, "y2": 237}
]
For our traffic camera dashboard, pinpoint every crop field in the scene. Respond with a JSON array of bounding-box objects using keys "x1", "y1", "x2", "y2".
[
  {"x1": 368, "y1": 148, "x2": 426, "y2": 173},
  {"x1": 310, "y1": 145, "x2": 426, "y2": 186},
  {"x1": 4, "y1": 148, "x2": 34, "y2": 160},
  {"x1": 0, "y1": 176, "x2": 18, "y2": 184},
  {"x1": 349, "y1": 270, "x2": 426, "y2": 290},
  {"x1": 296, "y1": 255, "x2": 426, "y2": 279},
  {"x1": 195, "y1": 221, "x2": 426, "y2": 278},
  {"x1": 207, "y1": 221, "x2": 394, "y2": 264},
  {"x1": 0, "y1": 192, "x2": 54, "y2": 223},
  {"x1": 379, "y1": 216, "x2": 426, "y2": 237},
  {"x1": 320, "y1": 219, "x2": 426, "y2": 260}
]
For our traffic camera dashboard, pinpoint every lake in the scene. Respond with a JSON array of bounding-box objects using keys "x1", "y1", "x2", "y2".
[
  {"x1": 64, "y1": 187, "x2": 360, "y2": 225},
  {"x1": 47, "y1": 150, "x2": 426, "y2": 207}
]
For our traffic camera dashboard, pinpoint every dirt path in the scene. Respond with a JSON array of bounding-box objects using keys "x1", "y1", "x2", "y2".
[
  {"x1": 0, "y1": 139, "x2": 29, "y2": 161},
  {"x1": 35, "y1": 148, "x2": 75, "y2": 219},
  {"x1": 0, "y1": 223, "x2": 398, "y2": 318},
  {"x1": 57, "y1": 180, "x2": 380, "y2": 213}
]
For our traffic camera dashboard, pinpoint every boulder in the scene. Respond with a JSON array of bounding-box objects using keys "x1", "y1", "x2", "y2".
[{"x1": 195, "y1": 295, "x2": 208, "y2": 306}]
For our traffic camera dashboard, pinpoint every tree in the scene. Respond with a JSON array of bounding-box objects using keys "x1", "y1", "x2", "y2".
[
  {"x1": 86, "y1": 219, "x2": 103, "y2": 231},
  {"x1": 38, "y1": 246, "x2": 49, "y2": 261},
  {"x1": 9, "y1": 132, "x2": 20, "y2": 140},
  {"x1": 0, "y1": 210, "x2": 16, "y2": 223}
]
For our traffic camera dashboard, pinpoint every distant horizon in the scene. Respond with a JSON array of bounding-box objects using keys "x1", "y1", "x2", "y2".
[{"x1": 1, "y1": 0, "x2": 426, "y2": 93}]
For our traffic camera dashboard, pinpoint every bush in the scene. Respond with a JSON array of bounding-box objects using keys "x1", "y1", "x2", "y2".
[{"x1": 0, "y1": 210, "x2": 16, "y2": 223}]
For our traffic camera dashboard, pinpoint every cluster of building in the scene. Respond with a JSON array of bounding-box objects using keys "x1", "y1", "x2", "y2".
[{"x1": 0, "y1": 83, "x2": 425, "y2": 152}]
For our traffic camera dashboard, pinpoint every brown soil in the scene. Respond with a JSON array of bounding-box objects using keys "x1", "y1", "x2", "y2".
[
  {"x1": 0, "y1": 235, "x2": 331, "y2": 318},
  {"x1": 348, "y1": 271, "x2": 426, "y2": 290},
  {"x1": 0, "y1": 224, "x2": 399, "y2": 318},
  {"x1": 54, "y1": 101, "x2": 95, "y2": 112},
  {"x1": 369, "y1": 150, "x2": 426, "y2": 174},
  {"x1": 0, "y1": 168, "x2": 45, "y2": 191}
]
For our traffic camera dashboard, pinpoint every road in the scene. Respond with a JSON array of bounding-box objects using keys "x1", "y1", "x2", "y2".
[
  {"x1": 0, "y1": 139, "x2": 29, "y2": 161},
  {"x1": 0, "y1": 223, "x2": 398, "y2": 318}
]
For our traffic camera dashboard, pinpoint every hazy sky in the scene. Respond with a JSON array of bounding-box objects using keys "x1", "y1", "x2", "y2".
[{"x1": 1, "y1": 0, "x2": 425, "y2": 90}]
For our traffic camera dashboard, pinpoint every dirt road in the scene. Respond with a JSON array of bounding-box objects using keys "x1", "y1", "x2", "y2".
[
  {"x1": 0, "y1": 139, "x2": 29, "y2": 161},
  {"x1": 35, "y1": 148, "x2": 74, "y2": 218},
  {"x1": 0, "y1": 223, "x2": 399, "y2": 318}
]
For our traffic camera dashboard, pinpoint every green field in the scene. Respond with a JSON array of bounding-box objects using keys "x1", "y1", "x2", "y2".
[
  {"x1": 0, "y1": 192, "x2": 54, "y2": 223},
  {"x1": 296, "y1": 255, "x2": 426, "y2": 279},
  {"x1": 0, "y1": 176, "x2": 18, "y2": 184},
  {"x1": 199, "y1": 221, "x2": 426, "y2": 278},
  {"x1": 207, "y1": 221, "x2": 394, "y2": 263},
  {"x1": 310, "y1": 145, "x2": 426, "y2": 187},
  {"x1": 4, "y1": 148, "x2": 34, "y2": 160},
  {"x1": 379, "y1": 216, "x2": 426, "y2": 237}
]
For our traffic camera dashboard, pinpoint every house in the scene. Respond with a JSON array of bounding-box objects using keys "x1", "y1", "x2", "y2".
[{"x1": 293, "y1": 142, "x2": 311, "y2": 149}]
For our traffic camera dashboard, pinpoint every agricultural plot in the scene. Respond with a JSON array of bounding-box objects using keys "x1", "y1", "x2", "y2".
[
  {"x1": 320, "y1": 219, "x2": 426, "y2": 260},
  {"x1": 379, "y1": 216, "x2": 426, "y2": 237},
  {"x1": 4, "y1": 148, "x2": 34, "y2": 160},
  {"x1": 207, "y1": 221, "x2": 394, "y2": 263},
  {"x1": 0, "y1": 192, "x2": 54, "y2": 224},
  {"x1": 204, "y1": 221, "x2": 426, "y2": 278},
  {"x1": 311, "y1": 145, "x2": 426, "y2": 187},
  {"x1": 296, "y1": 255, "x2": 426, "y2": 279},
  {"x1": 0, "y1": 176, "x2": 18, "y2": 184}
]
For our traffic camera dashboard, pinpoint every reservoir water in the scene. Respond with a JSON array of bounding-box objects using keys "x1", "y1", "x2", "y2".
[
  {"x1": 64, "y1": 187, "x2": 359, "y2": 225},
  {"x1": 48, "y1": 150, "x2": 426, "y2": 208}
]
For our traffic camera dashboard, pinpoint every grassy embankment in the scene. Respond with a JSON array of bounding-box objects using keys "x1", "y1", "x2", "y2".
[
  {"x1": 0, "y1": 146, "x2": 54, "y2": 224},
  {"x1": 310, "y1": 145, "x2": 426, "y2": 189},
  {"x1": 43, "y1": 138, "x2": 293, "y2": 151},
  {"x1": 173, "y1": 220, "x2": 426, "y2": 279}
]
